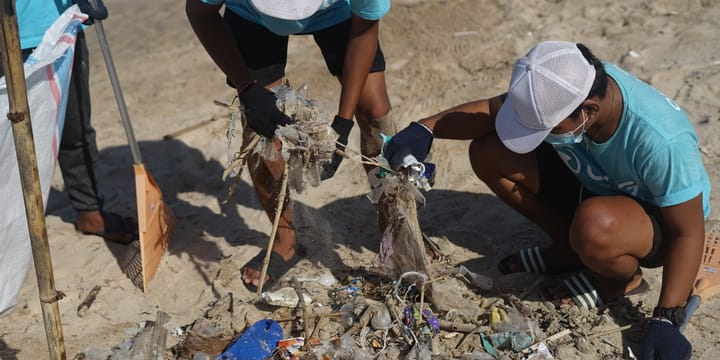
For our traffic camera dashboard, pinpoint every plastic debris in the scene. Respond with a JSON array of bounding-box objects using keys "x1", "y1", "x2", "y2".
[
  {"x1": 369, "y1": 304, "x2": 392, "y2": 330},
  {"x1": 261, "y1": 287, "x2": 313, "y2": 308},
  {"x1": 422, "y1": 309, "x2": 440, "y2": 334},
  {"x1": 454, "y1": 265, "x2": 494, "y2": 290},
  {"x1": 526, "y1": 342, "x2": 554, "y2": 359},
  {"x1": 276, "y1": 337, "x2": 304, "y2": 359},
  {"x1": 217, "y1": 319, "x2": 283, "y2": 360},
  {"x1": 286, "y1": 272, "x2": 337, "y2": 287}
]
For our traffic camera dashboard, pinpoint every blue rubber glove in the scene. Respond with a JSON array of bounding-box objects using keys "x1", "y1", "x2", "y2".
[
  {"x1": 320, "y1": 115, "x2": 354, "y2": 180},
  {"x1": 640, "y1": 319, "x2": 692, "y2": 360},
  {"x1": 238, "y1": 83, "x2": 292, "y2": 138},
  {"x1": 75, "y1": 0, "x2": 109, "y2": 24},
  {"x1": 383, "y1": 122, "x2": 433, "y2": 170}
]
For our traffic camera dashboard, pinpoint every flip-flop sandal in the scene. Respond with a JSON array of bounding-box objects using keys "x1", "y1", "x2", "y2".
[
  {"x1": 498, "y1": 246, "x2": 548, "y2": 274},
  {"x1": 217, "y1": 319, "x2": 283, "y2": 360},
  {"x1": 556, "y1": 272, "x2": 650, "y2": 310},
  {"x1": 498, "y1": 246, "x2": 584, "y2": 275},
  {"x1": 242, "y1": 244, "x2": 306, "y2": 292},
  {"x1": 76, "y1": 211, "x2": 138, "y2": 245}
]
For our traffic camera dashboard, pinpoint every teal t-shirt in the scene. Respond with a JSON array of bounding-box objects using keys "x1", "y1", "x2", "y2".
[
  {"x1": 550, "y1": 62, "x2": 711, "y2": 217},
  {"x1": 201, "y1": 0, "x2": 391, "y2": 36},
  {"x1": 16, "y1": 0, "x2": 75, "y2": 50}
]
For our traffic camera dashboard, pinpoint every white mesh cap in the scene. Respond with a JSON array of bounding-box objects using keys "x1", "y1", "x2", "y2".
[
  {"x1": 249, "y1": 0, "x2": 322, "y2": 20},
  {"x1": 496, "y1": 41, "x2": 596, "y2": 154}
]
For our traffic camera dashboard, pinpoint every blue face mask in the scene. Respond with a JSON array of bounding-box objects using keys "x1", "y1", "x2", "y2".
[{"x1": 545, "y1": 111, "x2": 588, "y2": 146}]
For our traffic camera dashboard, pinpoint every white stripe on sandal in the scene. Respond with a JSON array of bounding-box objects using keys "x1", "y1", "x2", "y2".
[
  {"x1": 520, "y1": 246, "x2": 547, "y2": 273},
  {"x1": 563, "y1": 272, "x2": 603, "y2": 309}
]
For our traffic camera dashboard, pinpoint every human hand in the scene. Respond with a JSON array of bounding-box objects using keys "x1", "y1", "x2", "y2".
[
  {"x1": 383, "y1": 122, "x2": 433, "y2": 170},
  {"x1": 320, "y1": 115, "x2": 354, "y2": 180},
  {"x1": 640, "y1": 319, "x2": 692, "y2": 360},
  {"x1": 75, "y1": 0, "x2": 109, "y2": 24},
  {"x1": 238, "y1": 83, "x2": 292, "y2": 138}
]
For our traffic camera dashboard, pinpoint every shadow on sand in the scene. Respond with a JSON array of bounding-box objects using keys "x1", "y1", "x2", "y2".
[{"x1": 47, "y1": 137, "x2": 542, "y2": 291}]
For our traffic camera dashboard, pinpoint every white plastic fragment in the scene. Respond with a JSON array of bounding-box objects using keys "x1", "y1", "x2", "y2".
[
  {"x1": 455, "y1": 265, "x2": 494, "y2": 290},
  {"x1": 261, "y1": 287, "x2": 312, "y2": 307}
]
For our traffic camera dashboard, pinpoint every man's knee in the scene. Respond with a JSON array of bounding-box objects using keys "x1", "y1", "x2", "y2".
[{"x1": 569, "y1": 199, "x2": 621, "y2": 259}]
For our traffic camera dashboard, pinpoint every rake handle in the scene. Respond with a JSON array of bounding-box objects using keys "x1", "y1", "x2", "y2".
[
  {"x1": 89, "y1": 0, "x2": 142, "y2": 165},
  {"x1": 679, "y1": 294, "x2": 700, "y2": 333}
]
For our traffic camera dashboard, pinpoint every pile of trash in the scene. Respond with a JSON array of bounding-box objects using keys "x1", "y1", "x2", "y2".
[
  {"x1": 159, "y1": 257, "x2": 649, "y2": 360},
  {"x1": 222, "y1": 82, "x2": 337, "y2": 201},
  {"x1": 73, "y1": 257, "x2": 652, "y2": 360}
]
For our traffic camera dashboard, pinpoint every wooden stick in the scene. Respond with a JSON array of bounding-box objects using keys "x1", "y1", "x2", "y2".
[
  {"x1": 305, "y1": 312, "x2": 343, "y2": 343},
  {"x1": 308, "y1": 314, "x2": 326, "y2": 341},
  {"x1": 150, "y1": 311, "x2": 171, "y2": 360},
  {"x1": 438, "y1": 320, "x2": 489, "y2": 333},
  {"x1": 419, "y1": 280, "x2": 426, "y2": 324},
  {"x1": 213, "y1": 98, "x2": 239, "y2": 109},
  {"x1": 587, "y1": 324, "x2": 632, "y2": 339},
  {"x1": 77, "y1": 285, "x2": 101, "y2": 317},
  {"x1": 385, "y1": 296, "x2": 414, "y2": 346},
  {"x1": 256, "y1": 163, "x2": 289, "y2": 295},
  {"x1": 291, "y1": 279, "x2": 311, "y2": 350},
  {"x1": 455, "y1": 323, "x2": 486, "y2": 350},
  {"x1": 163, "y1": 116, "x2": 216, "y2": 140},
  {"x1": 129, "y1": 311, "x2": 171, "y2": 360},
  {"x1": 523, "y1": 328, "x2": 572, "y2": 354},
  {"x1": 0, "y1": 2, "x2": 66, "y2": 359},
  {"x1": 343, "y1": 306, "x2": 372, "y2": 337}
]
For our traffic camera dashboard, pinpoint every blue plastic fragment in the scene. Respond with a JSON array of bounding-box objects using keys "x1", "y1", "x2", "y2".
[
  {"x1": 404, "y1": 306, "x2": 414, "y2": 327},
  {"x1": 422, "y1": 309, "x2": 440, "y2": 333},
  {"x1": 216, "y1": 319, "x2": 283, "y2": 360}
]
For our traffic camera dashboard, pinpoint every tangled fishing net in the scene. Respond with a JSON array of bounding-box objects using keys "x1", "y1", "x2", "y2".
[{"x1": 221, "y1": 82, "x2": 337, "y2": 201}]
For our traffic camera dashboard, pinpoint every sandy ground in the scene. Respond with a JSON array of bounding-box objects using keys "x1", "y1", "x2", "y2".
[{"x1": 2, "y1": 0, "x2": 720, "y2": 359}]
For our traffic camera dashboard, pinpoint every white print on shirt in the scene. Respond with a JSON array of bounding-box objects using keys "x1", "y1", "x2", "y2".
[
  {"x1": 617, "y1": 181, "x2": 640, "y2": 196},
  {"x1": 556, "y1": 147, "x2": 639, "y2": 197}
]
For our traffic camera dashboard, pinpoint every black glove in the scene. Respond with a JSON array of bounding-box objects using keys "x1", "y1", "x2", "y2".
[
  {"x1": 640, "y1": 319, "x2": 692, "y2": 360},
  {"x1": 238, "y1": 83, "x2": 292, "y2": 138},
  {"x1": 320, "y1": 115, "x2": 354, "y2": 180},
  {"x1": 75, "y1": 0, "x2": 109, "y2": 24},
  {"x1": 383, "y1": 121, "x2": 433, "y2": 170}
]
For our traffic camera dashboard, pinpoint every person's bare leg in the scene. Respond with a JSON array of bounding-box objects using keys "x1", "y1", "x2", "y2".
[
  {"x1": 468, "y1": 134, "x2": 581, "y2": 269},
  {"x1": 239, "y1": 79, "x2": 298, "y2": 287},
  {"x1": 353, "y1": 72, "x2": 393, "y2": 171},
  {"x1": 565, "y1": 196, "x2": 653, "y2": 297},
  {"x1": 336, "y1": 72, "x2": 394, "y2": 232}
]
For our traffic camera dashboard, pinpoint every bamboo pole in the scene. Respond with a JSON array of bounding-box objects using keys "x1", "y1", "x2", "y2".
[
  {"x1": 256, "y1": 163, "x2": 289, "y2": 295},
  {"x1": 0, "y1": 1, "x2": 66, "y2": 358}
]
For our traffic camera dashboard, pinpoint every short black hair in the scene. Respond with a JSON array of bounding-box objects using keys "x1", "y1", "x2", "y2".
[{"x1": 569, "y1": 43, "x2": 608, "y2": 117}]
